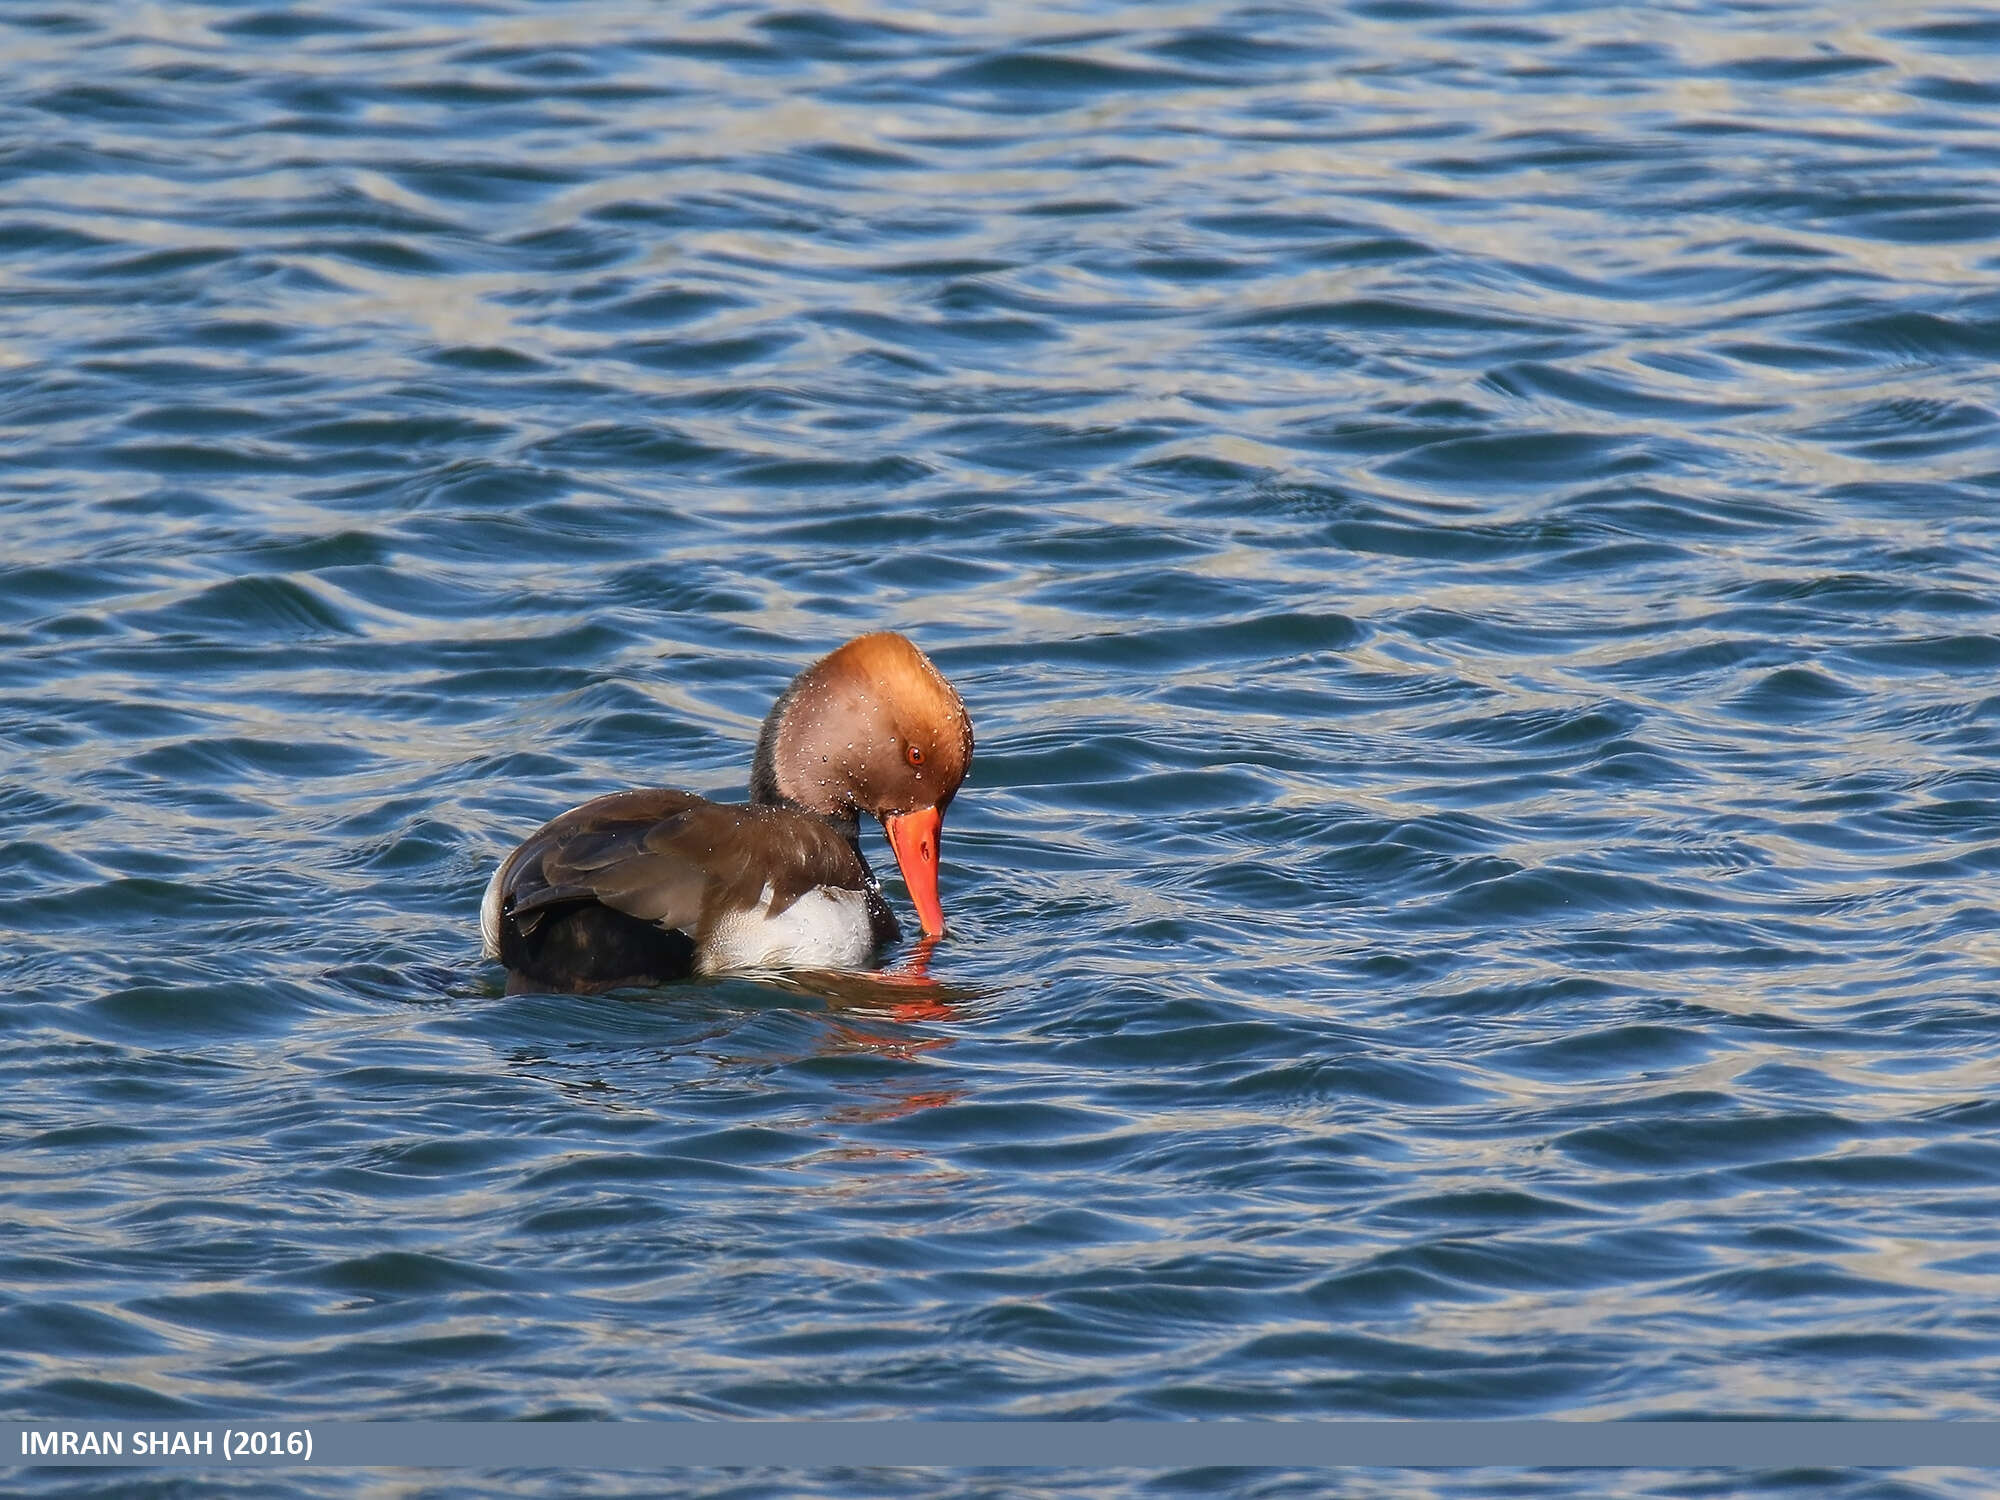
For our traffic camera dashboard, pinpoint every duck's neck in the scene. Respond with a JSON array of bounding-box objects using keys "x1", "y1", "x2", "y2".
[
  {"x1": 748, "y1": 687, "x2": 792, "y2": 808},
  {"x1": 748, "y1": 692, "x2": 853, "y2": 827}
]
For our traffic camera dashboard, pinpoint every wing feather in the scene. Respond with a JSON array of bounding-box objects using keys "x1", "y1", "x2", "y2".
[{"x1": 496, "y1": 788, "x2": 867, "y2": 945}]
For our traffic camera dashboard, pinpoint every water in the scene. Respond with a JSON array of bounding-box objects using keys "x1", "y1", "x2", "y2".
[{"x1": 4, "y1": 0, "x2": 2000, "y2": 1493}]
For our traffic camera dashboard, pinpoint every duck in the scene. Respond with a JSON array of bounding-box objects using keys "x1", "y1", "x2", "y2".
[{"x1": 481, "y1": 632, "x2": 973, "y2": 992}]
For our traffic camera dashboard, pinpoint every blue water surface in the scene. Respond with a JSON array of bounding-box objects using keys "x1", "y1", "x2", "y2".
[{"x1": 4, "y1": 0, "x2": 2000, "y2": 1495}]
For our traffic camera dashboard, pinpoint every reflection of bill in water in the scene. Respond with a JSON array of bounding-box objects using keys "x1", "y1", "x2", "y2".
[{"x1": 778, "y1": 937, "x2": 981, "y2": 1029}]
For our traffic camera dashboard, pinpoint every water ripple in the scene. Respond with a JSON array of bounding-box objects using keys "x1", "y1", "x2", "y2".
[{"x1": 3, "y1": 1, "x2": 2000, "y2": 1490}]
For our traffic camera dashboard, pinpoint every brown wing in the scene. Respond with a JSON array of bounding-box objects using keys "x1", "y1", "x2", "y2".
[{"x1": 500, "y1": 788, "x2": 869, "y2": 943}]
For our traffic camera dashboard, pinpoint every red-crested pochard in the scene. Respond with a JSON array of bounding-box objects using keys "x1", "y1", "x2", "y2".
[{"x1": 481, "y1": 632, "x2": 973, "y2": 992}]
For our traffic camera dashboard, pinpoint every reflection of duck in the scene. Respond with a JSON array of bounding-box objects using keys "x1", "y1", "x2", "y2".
[
  {"x1": 482, "y1": 633, "x2": 973, "y2": 993},
  {"x1": 774, "y1": 935, "x2": 977, "y2": 1022}
]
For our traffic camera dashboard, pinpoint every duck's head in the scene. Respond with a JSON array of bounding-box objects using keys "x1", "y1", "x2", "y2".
[{"x1": 751, "y1": 632, "x2": 973, "y2": 937}]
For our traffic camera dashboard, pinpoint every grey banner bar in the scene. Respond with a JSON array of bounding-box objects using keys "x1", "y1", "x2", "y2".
[{"x1": 7, "y1": 1421, "x2": 2000, "y2": 1469}]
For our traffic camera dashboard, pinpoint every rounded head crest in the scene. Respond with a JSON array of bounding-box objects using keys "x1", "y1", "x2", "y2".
[{"x1": 752, "y1": 632, "x2": 973, "y2": 820}]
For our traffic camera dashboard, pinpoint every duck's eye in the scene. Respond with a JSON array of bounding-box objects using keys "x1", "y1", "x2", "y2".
[{"x1": 906, "y1": 743, "x2": 925, "y2": 767}]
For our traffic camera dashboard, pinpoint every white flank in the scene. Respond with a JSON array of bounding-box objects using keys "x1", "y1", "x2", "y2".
[
  {"x1": 479, "y1": 858, "x2": 508, "y2": 959},
  {"x1": 699, "y1": 884, "x2": 873, "y2": 975}
]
